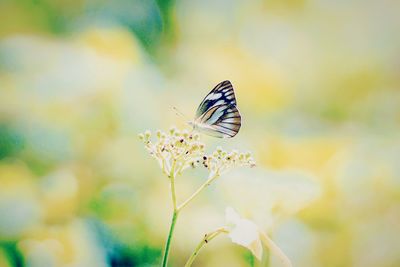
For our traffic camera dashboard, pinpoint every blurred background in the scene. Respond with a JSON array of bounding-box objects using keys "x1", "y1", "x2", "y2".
[{"x1": 1, "y1": 0, "x2": 400, "y2": 266}]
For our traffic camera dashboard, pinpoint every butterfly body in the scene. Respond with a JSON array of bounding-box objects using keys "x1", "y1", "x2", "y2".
[{"x1": 191, "y1": 80, "x2": 241, "y2": 138}]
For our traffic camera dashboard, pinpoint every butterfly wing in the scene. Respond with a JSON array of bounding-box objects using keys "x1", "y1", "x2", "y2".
[
  {"x1": 196, "y1": 80, "x2": 237, "y2": 117},
  {"x1": 194, "y1": 80, "x2": 241, "y2": 138}
]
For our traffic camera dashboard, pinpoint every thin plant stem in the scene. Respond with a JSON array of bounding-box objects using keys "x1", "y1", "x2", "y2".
[
  {"x1": 177, "y1": 172, "x2": 219, "y2": 212},
  {"x1": 161, "y1": 160, "x2": 178, "y2": 267},
  {"x1": 170, "y1": 160, "x2": 178, "y2": 210},
  {"x1": 184, "y1": 228, "x2": 228, "y2": 267},
  {"x1": 161, "y1": 211, "x2": 178, "y2": 267},
  {"x1": 259, "y1": 232, "x2": 292, "y2": 267}
]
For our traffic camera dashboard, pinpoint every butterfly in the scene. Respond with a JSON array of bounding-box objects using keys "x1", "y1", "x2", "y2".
[{"x1": 189, "y1": 80, "x2": 241, "y2": 138}]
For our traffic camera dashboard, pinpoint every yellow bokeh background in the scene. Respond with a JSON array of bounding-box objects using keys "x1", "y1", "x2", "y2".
[{"x1": 1, "y1": 0, "x2": 399, "y2": 266}]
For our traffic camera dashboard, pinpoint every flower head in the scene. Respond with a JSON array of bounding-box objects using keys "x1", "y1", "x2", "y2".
[
  {"x1": 203, "y1": 147, "x2": 256, "y2": 176},
  {"x1": 139, "y1": 127, "x2": 255, "y2": 179},
  {"x1": 139, "y1": 127, "x2": 205, "y2": 177}
]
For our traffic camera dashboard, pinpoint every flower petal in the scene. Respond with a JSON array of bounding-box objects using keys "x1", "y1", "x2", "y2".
[
  {"x1": 225, "y1": 207, "x2": 263, "y2": 260},
  {"x1": 225, "y1": 207, "x2": 241, "y2": 227}
]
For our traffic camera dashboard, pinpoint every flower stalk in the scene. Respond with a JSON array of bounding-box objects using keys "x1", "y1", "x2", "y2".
[
  {"x1": 161, "y1": 160, "x2": 179, "y2": 267},
  {"x1": 161, "y1": 211, "x2": 178, "y2": 267},
  {"x1": 139, "y1": 127, "x2": 256, "y2": 267},
  {"x1": 184, "y1": 228, "x2": 228, "y2": 267},
  {"x1": 177, "y1": 171, "x2": 219, "y2": 212}
]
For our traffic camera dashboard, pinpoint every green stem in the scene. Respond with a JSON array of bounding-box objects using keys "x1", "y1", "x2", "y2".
[
  {"x1": 170, "y1": 170, "x2": 177, "y2": 210},
  {"x1": 161, "y1": 165, "x2": 221, "y2": 266},
  {"x1": 177, "y1": 172, "x2": 219, "y2": 212},
  {"x1": 184, "y1": 228, "x2": 227, "y2": 267},
  {"x1": 161, "y1": 211, "x2": 178, "y2": 267},
  {"x1": 161, "y1": 160, "x2": 179, "y2": 267}
]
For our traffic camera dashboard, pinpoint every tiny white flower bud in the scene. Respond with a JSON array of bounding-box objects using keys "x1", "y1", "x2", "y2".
[
  {"x1": 169, "y1": 126, "x2": 176, "y2": 135},
  {"x1": 145, "y1": 130, "x2": 151, "y2": 139}
]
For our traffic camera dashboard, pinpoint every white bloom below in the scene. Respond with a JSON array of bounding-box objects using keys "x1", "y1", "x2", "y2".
[{"x1": 225, "y1": 207, "x2": 263, "y2": 260}]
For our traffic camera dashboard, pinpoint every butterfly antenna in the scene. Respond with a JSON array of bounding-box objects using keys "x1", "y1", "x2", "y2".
[{"x1": 173, "y1": 106, "x2": 190, "y2": 121}]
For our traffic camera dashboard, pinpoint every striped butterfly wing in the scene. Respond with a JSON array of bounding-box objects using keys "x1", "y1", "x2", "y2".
[
  {"x1": 196, "y1": 80, "x2": 237, "y2": 117},
  {"x1": 195, "y1": 81, "x2": 241, "y2": 138}
]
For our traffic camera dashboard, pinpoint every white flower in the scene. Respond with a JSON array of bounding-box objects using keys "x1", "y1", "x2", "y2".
[
  {"x1": 225, "y1": 207, "x2": 263, "y2": 260},
  {"x1": 224, "y1": 207, "x2": 293, "y2": 267}
]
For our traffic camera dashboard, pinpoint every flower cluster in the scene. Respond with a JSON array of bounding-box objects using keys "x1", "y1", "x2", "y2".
[
  {"x1": 203, "y1": 147, "x2": 256, "y2": 176},
  {"x1": 139, "y1": 127, "x2": 205, "y2": 177},
  {"x1": 139, "y1": 127, "x2": 256, "y2": 179}
]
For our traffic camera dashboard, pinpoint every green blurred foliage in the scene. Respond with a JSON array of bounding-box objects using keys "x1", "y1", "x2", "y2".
[
  {"x1": 0, "y1": 0, "x2": 176, "y2": 52},
  {"x1": 0, "y1": 125, "x2": 24, "y2": 160}
]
